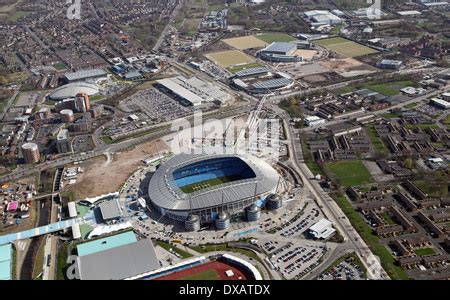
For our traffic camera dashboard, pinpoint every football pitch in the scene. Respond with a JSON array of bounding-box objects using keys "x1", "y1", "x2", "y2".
[
  {"x1": 180, "y1": 176, "x2": 238, "y2": 194},
  {"x1": 223, "y1": 36, "x2": 268, "y2": 50},
  {"x1": 314, "y1": 37, "x2": 378, "y2": 58},
  {"x1": 255, "y1": 33, "x2": 296, "y2": 43},
  {"x1": 205, "y1": 50, "x2": 255, "y2": 68},
  {"x1": 325, "y1": 160, "x2": 374, "y2": 187}
]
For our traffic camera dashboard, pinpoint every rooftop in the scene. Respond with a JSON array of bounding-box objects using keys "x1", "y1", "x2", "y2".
[
  {"x1": 99, "y1": 199, "x2": 123, "y2": 221},
  {"x1": 76, "y1": 231, "x2": 137, "y2": 257},
  {"x1": 77, "y1": 239, "x2": 160, "y2": 280}
]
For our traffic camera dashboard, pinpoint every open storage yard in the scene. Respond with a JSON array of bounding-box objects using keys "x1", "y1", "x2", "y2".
[{"x1": 314, "y1": 37, "x2": 378, "y2": 58}]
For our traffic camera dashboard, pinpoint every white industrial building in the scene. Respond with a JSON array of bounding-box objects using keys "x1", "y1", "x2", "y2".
[
  {"x1": 430, "y1": 98, "x2": 450, "y2": 109},
  {"x1": 309, "y1": 218, "x2": 336, "y2": 239},
  {"x1": 156, "y1": 76, "x2": 232, "y2": 107},
  {"x1": 305, "y1": 116, "x2": 326, "y2": 127},
  {"x1": 303, "y1": 10, "x2": 343, "y2": 27}
]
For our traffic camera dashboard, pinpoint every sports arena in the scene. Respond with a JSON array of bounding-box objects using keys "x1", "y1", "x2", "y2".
[{"x1": 148, "y1": 153, "x2": 280, "y2": 225}]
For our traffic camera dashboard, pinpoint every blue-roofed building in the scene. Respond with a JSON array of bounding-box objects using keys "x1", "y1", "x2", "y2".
[
  {"x1": 0, "y1": 244, "x2": 12, "y2": 280},
  {"x1": 76, "y1": 231, "x2": 137, "y2": 257}
]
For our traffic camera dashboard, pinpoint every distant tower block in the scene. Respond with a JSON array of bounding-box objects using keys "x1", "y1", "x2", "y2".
[
  {"x1": 246, "y1": 204, "x2": 261, "y2": 222},
  {"x1": 22, "y1": 143, "x2": 40, "y2": 164},
  {"x1": 60, "y1": 109, "x2": 74, "y2": 123},
  {"x1": 215, "y1": 212, "x2": 231, "y2": 230},
  {"x1": 185, "y1": 214, "x2": 201, "y2": 232},
  {"x1": 75, "y1": 93, "x2": 90, "y2": 113}
]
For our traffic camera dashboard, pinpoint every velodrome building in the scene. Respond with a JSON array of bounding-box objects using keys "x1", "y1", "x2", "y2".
[{"x1": 148, "y1": 153, "x2": 281, "y2": 230}]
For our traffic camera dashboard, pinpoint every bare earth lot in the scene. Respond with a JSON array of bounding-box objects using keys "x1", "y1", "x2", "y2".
[{"x1": 66, "y1": 140, "x2": 169, "y2": 200}]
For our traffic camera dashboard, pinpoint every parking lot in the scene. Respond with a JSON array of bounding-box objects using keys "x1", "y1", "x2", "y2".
[
  {"x1": 318, "y1": 255, "x2": 365, "y2": 280},
  {"x1": 119, "y1": 88, "x2": 192, "y2": 124},
  {"x1": 72, "y1": 135, "x2": 95, "y2": 153},
  {"x1": 278, "y1": 199, "x2": 324, "y2": 238},
  {"x1": 263, "y1": 241, "x2": 326, "y2": 279}
]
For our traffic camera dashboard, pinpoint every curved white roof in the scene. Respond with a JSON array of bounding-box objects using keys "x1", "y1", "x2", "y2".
[
  {"x1": 49, "y1": 82, "x2": 99, "y2": 100},
  {"x1": 148, "y1": 153, "x2": 279, "y2": 211}
]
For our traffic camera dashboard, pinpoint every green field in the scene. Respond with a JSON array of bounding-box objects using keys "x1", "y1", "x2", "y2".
[
  {"x1": 314, "y1": 37, "x2": 378, "y2": 58},
  {"x1": 180, "y1": 176, "x2": 239, "y2": 194},
  {"x1": 182, "y1": 269, "x2": 220, "y2": 280},
  {"x1": 366, "y1": 126, "x2": 388, "y2": 156},
  {"x1": 404, "y1": 124, "x2": 440, "y2": 130},
  {"x1": 6, "y1": 10, "x2": 30, "y2": 22},
  {"x1": 255, "y1": 33, "x2": 296, "y2": 43},
  {"x1": 414, "y1": 247, "x2": 436, "y2": 257},
  {"x1": 380, "y1": 212, "x2": 396, "y2": 225},
  {"x1": 366, "y1": 80, "x2": 415, "y2": 96},
  {"x1": 325, "y1": 160, "x2": 373, "y2": 187},
  {"x1": 442, "y1": 114, "x2": 450, "y2": 126},
  {"x1": 333, "y1": 194, "x2": 409, "y2": 280},
  {"x1": 205, "y1": 50, "x2": 255, "y2": 68}
]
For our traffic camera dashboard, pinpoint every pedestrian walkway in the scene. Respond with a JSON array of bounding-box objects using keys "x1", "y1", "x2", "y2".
[{"x1": 0, "y1": 218, "x2": 82, "y2": 246}]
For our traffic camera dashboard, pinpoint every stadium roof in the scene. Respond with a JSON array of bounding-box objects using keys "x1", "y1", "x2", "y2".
[
  {"x1": 77, "y1": 239, "x2": 160, "y2": 280},
  {"x1": 262, "y1": 42, "x2": 297, "y2": 54},
  {"x1": 234, "y1": 67, "x2": 271, "y2": 78},
  {"x1": 64, "y1": 69, "x2": 107, "y2": 82},
  {"x1": 49, "y1": 82, "x2": 99, "y2": 100},
  {"x1": 252, "y1": 78, "x2": 293, "y2": 90},
  {"x1": 148, "y1": 153, "x2": 280, "y2": 211},
  {"x1": 77, "y1": 231, "x2": 137, "y2": 257}
]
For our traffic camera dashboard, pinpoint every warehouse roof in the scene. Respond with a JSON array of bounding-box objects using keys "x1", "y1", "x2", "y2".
[
  {"x1": 157, "y1": 78, "x2": 204, "y2": 106},
  {"x1": 77, "y1": 239, "x2": 160, "y2": 280}
]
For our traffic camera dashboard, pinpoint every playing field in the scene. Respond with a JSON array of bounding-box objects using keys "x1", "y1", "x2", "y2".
[
  {"x1": 325, "y1": 160, "x2": 374, "y2": 187},
  {"x1": 314, "y1": 37, "x2": 378, "y2": 58},
  {"x1": 205, "y1": 50, "x2": 255, "y2": 68},
  {"x1": 255, "y1": 33, "x2": 296, "y2": 43},
  {"x1": 223, "y1": 36, "x2": 268, "y2": 50},
  {"x1": 180, "y1": 176, "x2": 238, "y2": 194}
]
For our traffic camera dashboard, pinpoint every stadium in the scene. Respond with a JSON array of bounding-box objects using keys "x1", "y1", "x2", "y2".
[
  {"x1": 229, "y1": 66, "x2": 295, "y2": 94},
  {"x1": 148, "y1": 153, "x2": 280, "y2": 228}
]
